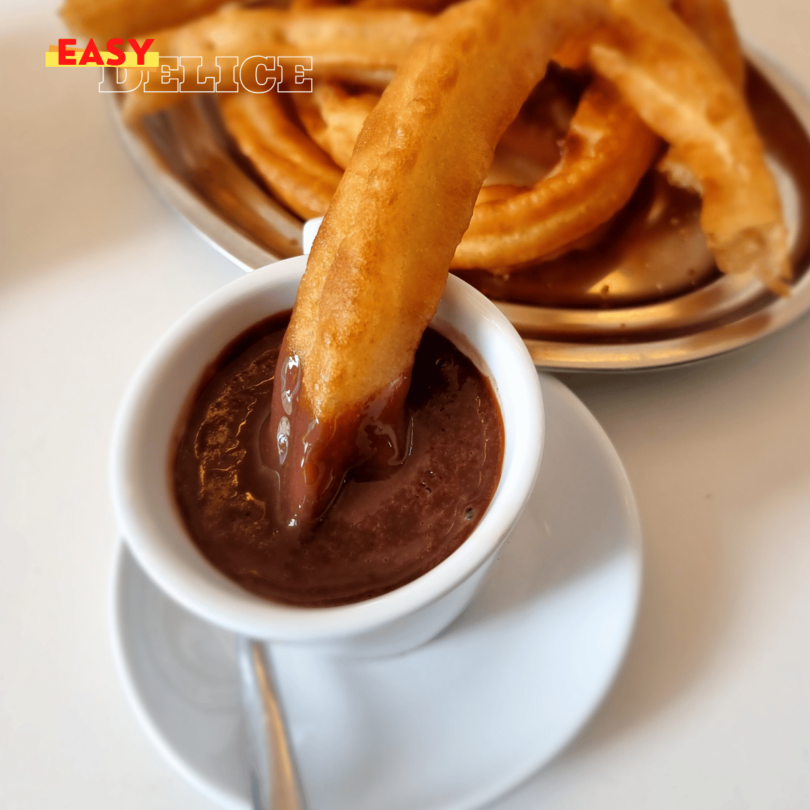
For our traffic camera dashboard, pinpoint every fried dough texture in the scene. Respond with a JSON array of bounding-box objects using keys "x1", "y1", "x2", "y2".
[
  {"x1": 60, "y1": 0, "x2": 231, "y2": 40},
  {"x1": 293, "y1": 81, "x2": 381, "y2": 170},
  {"x1": 659, "y1": 0, "x2": 746, "y2": 193},
  {"x1": 220, "y1": 91, "x2": 343, "y2": 220},
  {"x1": 224, "y1": 58, "x2": 659, "y2": 271},
  {"x1": 587, "y1": 0, "x2": 790, "y2": 292},
  {"x1": 452, "y1": 78, "x2": 659, "y2": 269},
  {"x1": 287, "y1": 0, "x2": 605, "y2": 420},
  {"x1": 286, "y1": 74, "x2": 659, "y2": 269},
  {"x1": 268, "y1": 0, "x2": 607, "y2": 525}
]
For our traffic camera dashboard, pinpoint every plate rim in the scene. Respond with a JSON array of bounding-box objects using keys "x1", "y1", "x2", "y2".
[{"x1": 107, "y1": 45, "x2": 810, "y2": 372}]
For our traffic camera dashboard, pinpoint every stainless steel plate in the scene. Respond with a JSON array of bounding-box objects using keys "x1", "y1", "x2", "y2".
[{"x1": 108, "y1": 48, "x2": 810, "y2": 370}]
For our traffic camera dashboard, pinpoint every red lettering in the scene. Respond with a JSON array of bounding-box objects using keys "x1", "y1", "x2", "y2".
[
  {"x1": 128, "y1": 38, "x2": 155, "y2": 66},
  {"x1": 106, "y1": 38, "x2": 125, "y2": 67},
  {"x1": 58, "y1": 38, "x2": 76, "y2": 66},
  {"x1": 78, "y1": 38, "x2": 104, "y2": 66}
]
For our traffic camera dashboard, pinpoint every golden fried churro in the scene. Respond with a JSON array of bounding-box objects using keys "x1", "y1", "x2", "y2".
[
  {"x1": 658, "y1": 0, "x2": 745, "y2": 193},
  {"x1": 587, "y1": 0, "x2": 790, "y2": 292},
  {"x1": 259, "y1": 75, "x2": 656, "y2": 269},
  {"x1": 266, "y1": 0, "x2": 607, "y2": 527},
  {"x1": 113, "y1": 0, "x2": 788, "y2": 297},
  {"x1": 671, "y1": 0, "x2": 746, "y2": 90},
  {"x1": 355, "y1": 0, "x2": 457, "y2": 10},
  {"x1": 293, "y1": 81, "x2": 380, "y2": 169},
  {"x1": 60, "y1": 0, "x2": 231, "y2": 41},
  {"x1": 230, "y1": 71, "x2": 657, "y2": 270},
  {"x1": 220, "y1": 92, "x2": 342, "y2": 219},
  {"x1": 452, "y1": 78, "x2": 659, "y2": 269}
]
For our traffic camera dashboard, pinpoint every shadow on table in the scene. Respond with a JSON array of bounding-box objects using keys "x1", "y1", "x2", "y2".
[{"x1": 488, "y1": 314, "x2": 810, "y2": 807}]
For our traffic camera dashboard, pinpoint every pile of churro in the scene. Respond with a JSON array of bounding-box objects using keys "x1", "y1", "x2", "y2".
[{"x1": 64, "y1": 0, "x2": 791, "y2": 519}]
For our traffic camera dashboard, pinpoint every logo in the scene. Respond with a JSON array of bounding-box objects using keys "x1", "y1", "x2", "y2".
[
  {"x1": 48, "y1": 38, "x2": 314, "y2": 94},
  {"x1": 46, "y1": 38, "x2": 158, "y2": 68}
]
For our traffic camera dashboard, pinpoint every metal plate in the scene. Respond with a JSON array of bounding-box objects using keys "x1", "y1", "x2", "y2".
[{"x1": 108, "y1": 48, "x2": 810, "y2": 370}]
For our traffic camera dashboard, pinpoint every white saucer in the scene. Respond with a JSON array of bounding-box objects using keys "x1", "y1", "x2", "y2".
[{"x1": 110, "y1": 374, "x2": 642, "y2": 810}]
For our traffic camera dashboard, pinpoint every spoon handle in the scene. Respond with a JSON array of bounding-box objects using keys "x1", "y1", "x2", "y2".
[{"x1": 238, "y1": 637, "x2": 309, "y2": 810}]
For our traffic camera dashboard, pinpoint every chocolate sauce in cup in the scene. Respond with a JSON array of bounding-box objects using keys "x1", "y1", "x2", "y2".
[
  {"x1": 111, "y1": 256, "x2": 542, "y2": 657},
  {"x1": 173, "y1": 318, "x2": 504, "y2": 608}
]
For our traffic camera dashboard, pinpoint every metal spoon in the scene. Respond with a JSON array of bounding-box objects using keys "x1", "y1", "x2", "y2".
[{"x1": 238, "y1": 637, "x2": 309, "y2": 810}]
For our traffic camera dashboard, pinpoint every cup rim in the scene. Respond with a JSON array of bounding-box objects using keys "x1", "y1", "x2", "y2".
[{"x1": 110, "y1": 257, "x2": 543, "y2": 642}]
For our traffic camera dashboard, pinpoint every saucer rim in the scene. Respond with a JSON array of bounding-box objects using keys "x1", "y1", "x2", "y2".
[
  {"x1": 109, "y1": 543, "x2": 247, "y2": 810},
  {"x1": 108, "y1": 373, "x2": 643, "y2": 810}
]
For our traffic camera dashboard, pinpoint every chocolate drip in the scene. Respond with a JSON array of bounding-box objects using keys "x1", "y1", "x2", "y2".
[{"x1": 262, "y1": 335, "x2": 412, "y2": 531}]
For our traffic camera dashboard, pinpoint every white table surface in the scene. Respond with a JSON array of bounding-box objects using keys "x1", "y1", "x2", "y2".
[{"x1": 1, "y1": 1, "x2": 809, "y2": 808}]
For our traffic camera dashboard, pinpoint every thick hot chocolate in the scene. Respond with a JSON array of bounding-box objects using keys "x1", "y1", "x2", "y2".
[{"x1": 172, "y1": 316, "x2": 504, "y2": 607}]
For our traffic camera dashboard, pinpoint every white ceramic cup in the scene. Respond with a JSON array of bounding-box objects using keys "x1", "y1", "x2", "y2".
[{"x1": 111, "y1": 256, "x2": 543, "y2": 656}]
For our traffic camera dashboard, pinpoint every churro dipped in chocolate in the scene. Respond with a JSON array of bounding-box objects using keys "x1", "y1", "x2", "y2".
[{"x1": 263, "y1": 0, "x2": 607, "y2": 530}]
